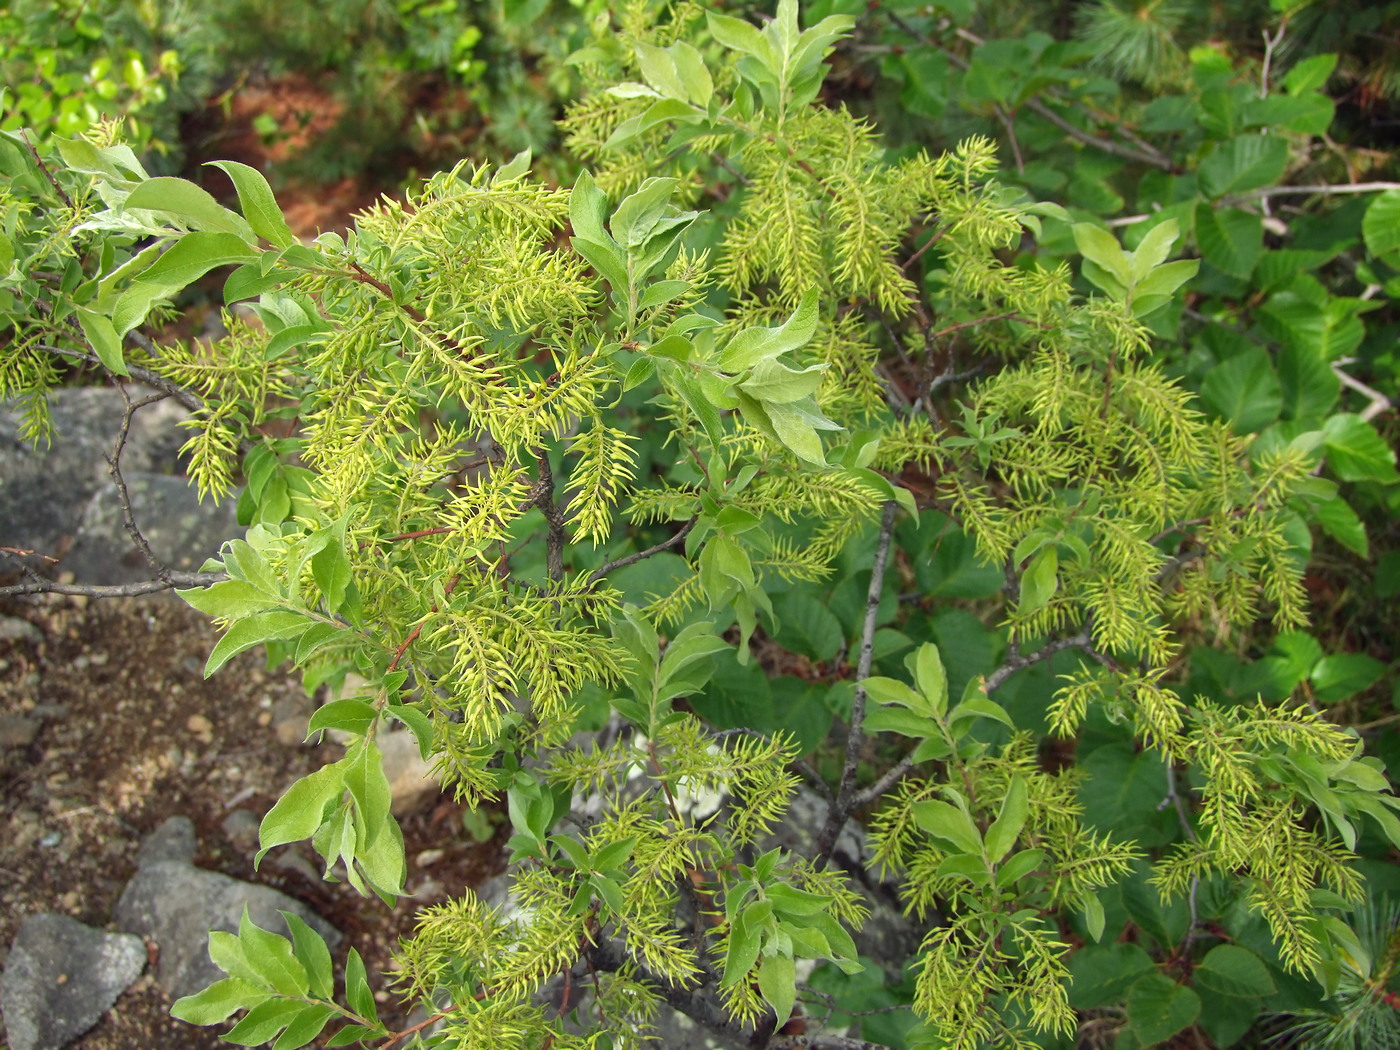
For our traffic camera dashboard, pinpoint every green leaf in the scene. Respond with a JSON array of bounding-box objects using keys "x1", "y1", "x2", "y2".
[
  {"x1": 773, "y1": 592, "x2": 843, "y2": 662},
  {"x1": 171, "y1": 978, "x2": 267, "y2": 1024},
  {"x1": 257, "y1": 760, "x2": 346, "y2": 864},
  {"x1": 179, "y1": 579, "x2": 281, "y2": 618},
  {"x1": 1311, "y1": 653, "x2": 1386, "y2": 703},
  {"x1": 1018, "y1": 546, "x2": 1058, "y2": 613},
  {"x1": 863, "y1": 707, "x2": 940, "y2": 738},
  {"x1": 207, "y1": 160, "x2": 295, "y2": 249},
  {"x1": 910, "y1": 799, "x2": 983, "y2": 855},
  {"x1": 206, "y1": 611, "x2": 314, "y2": 676},
  {"x1": 995, "y1": 848, "x2": 1044, "y2": 888},
  {"x1": 611, "y1": 176, "x2": 681, "y2": 248},
  {"x1": 717, "y1": 290, "x2": 820, "y2": 371},
  {"x1": 236, "y1": 908, "x2": 309, "y2": 997},
  {"x1": 983, "y1": 775, "x2": 1028, "y2": 863},
  {"x1": 1285, "y1": 53, "x2": 1337, "y2": 95},
  {"x1": 1362, "y1": 189, "x2": 1400, "y2": 260},
  {"x1": 76, "y1": 308, "x2": 128, "y2": 376},
  {"x1": 757, "y1": 953, "x2": 797, "y2": 1028},
  {"x1": 1313, "y1": 497, "x2": 1368, "y2": 557},
  {"x1": 225, "y1": 999, "x2": 307, "y2": 1046},
  {"x1": 1199, "y1": 348, "x2": 1281, "y2": 434},
  {"x1": 861, "y1": 676, "x2": 930, "y2": 714},
  {"x1": 1323, "y1": 414, "x2": 1399, "y2": 483},
  {"x1": 344, "y1": 948, "x2": 377, "y2": 1022},
  {"x1": 1198, "y1": 136, "x2": 1289, "y2": 198},
  {"x1": 308, "y1": 698, "x2": 378, "y2": 737},
  {"x1": 344, "y1": 740, "x2": 393, "y2": 846},
  {"x1": 722, "y1": 907, "x2": 766, "y2": 987},
  {"x1": 767, "y1": 883, "x2": 833, "y2": 917},
  {"x1": 1074, "y1": 223, "x2": 1130, "y2": 287},
  {"x1": 1195, "y1": 945, "x2": 1277, "y2": 998},
  {"x1": 281, "y1": 912, "x2": 334, "y2": 1001},
  {"x1": 124, "y1": 176, "x2": 254, "y2": 239},
  {"x1": 114, "y1": 232, "x2": 259, "y2": 335},
  {"x1": 1125, "y1": 974, "x2": 1200, "y2": 1046},
  {"x1": 271, "y1": 1003, "x2": 336, "y2": 1050},
  {"x1": 1067, "y1": 943, "x2": 1158, "y2": 1009},
  {"x1": 1277, "y1": 341, "x2": 1339, "y2": 422},
  {"x1": 911, "y1": 643, "x2": 949, "y2": 717},
  {"x1": 1195, "y1": 204, "x2": 1262, "y2": 279},
  {"x1": 1083, "y1": 894, "x2": 1106, "y2": 942},
  {"x1": 569, "y1": 170, "x2": 610, "y2": 244},
  {"x1": 572, "y1": 237, "x2": 629, "y2": 294}
]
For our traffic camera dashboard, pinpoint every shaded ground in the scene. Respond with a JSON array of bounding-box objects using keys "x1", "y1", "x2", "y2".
[{"x1": 0, "y1": 594, "x2": 505, "y2": 1049}]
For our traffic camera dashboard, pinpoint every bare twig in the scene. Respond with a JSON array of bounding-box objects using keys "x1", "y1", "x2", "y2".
[
  {"x1": 587, "y1": 516, "x2": 699, "y2": 586},
  {"x1": 1219, "y1": 181, "x2": 1400, "y2": 207},
  {"x1": 109, "y1": 386, "x2": 172, "y2": 582},
  {"x1": 21, "y1": 129, "x2": 72, "y2": 209},
  {"x1": 530, "y1": 451, "x2": 568, "y2": 583},
  {"x1": 0, "y1": 572, "x2": 224, "y2": 598},
  {"x1": 37, "y1": 344, "x2": 205, "y2": 413},
  {"x1": 1333, "y1": 360, "x2": 1396, "y2": 422},
  {"x1": 815, "y1": 501, "x2": 899, "y2": 864}
]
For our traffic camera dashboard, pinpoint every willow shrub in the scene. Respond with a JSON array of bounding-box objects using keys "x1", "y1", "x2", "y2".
[{"x1": 3, "y1": 2, "x2": 1399, "y2": 1048}]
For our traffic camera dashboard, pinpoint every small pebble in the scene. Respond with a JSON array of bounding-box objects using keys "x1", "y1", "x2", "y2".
[{"x1": 186, "y1": 714, "x2": 213, "y2": 734}]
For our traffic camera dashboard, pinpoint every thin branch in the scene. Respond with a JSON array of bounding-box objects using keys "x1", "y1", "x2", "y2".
[
  {"x1": 983, "y1": 628, "x2": 1096, "y2": 693},
  {"x1": 815, "y1": 501, "x2": 899, "y2": 864},
  {"x1": 1333, "y1": 360, "x2": 1395, "y2": 422},
  {"x1": 21, "y1": 129, "x2": 72, "y2": 208},
  {"x1": 38, "y1": 344, "x2": 205, "y2": 413},
  {"x1": 1220, "y1": 181, "x2": 1400, "y2": 207},
  {"x1": 530, "y1": 451, "x2": 567, "y2": 583},
  {"x1": 109, "y1": 386, "x2": 172, "y2": 582},
  {"x1": 587, "y1": 516, "x2": 698, "y2": 586},
  {"x1": 0, "y1": 572, "x2": 224, "y2": 598}
]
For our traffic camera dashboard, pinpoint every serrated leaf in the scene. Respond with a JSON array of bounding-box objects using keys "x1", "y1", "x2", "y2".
[
  {"x1": 1362, "y1": 189, "x2": 1400, "y2": 260},
  {"x1": 1323, "y1": 414, "x2": 1399, "y2": 483},
  {"x1": 1196, "y1": 945, "x2": 1276, "y2": 998},
  {"x1": 1198, "y1": 136, "x2": 1289, "y2": 198},
  {"x1": 1195, "y1": 204, "x2": 1262, "y2": 279},
  {"x1": 1126, "y1": 974, "x2": 1200, "y2": 1046},
  {"x1": 1199, "y1": 348, "x2": 1282, "y2": 434}
]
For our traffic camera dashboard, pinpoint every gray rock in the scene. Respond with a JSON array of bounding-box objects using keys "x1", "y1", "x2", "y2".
[
  {"x1": 0, "y1": 714, "x2": 40, "y2": 748},
  {"x1": 62, "y1": 474, "x2": 241, "y2": 585},
  {"x1": 0, "y1": 616, "x2": 43, "y2": 645},
  {"x1": 0, "y1": 913, "x2": 146, "y2": 1050},
  {"x1": 381, "y1": 729, "x2": 442, "y2": 817},
  {"x1": 115, "y1": 860, "x2": 341, "y2": 998},
  {"x1": 0, "y1": 387, "x2": 190, "y2": 569},
  {"x1": 134, "y1": 816, "x2": 197, "y2": 867},
  {"x1": 220, "y1": 809, "x2": 261, "y2": 849}
]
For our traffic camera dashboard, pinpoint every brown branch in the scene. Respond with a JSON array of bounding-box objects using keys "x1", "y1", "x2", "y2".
[
  {"x1": 530, "y1": 451, "x2": 567, "y2": 584},
  {"x1": 815, "y1": 501, "x2": 898, "y2": 864},
  {"x1": 109, "y1": 386, "x2": 172, "y2": 582},
  {"x1": 22, "y1": 129, "x2": 73, "y2": 209},
  {"x1": 587, "y1": 516, "x2": 699, "y2": 586},
  {"x1": 387, "y1": 573, "x2": 462, "y2": 672}
]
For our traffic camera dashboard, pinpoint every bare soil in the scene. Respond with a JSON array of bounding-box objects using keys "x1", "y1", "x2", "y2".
[{"x1": 0, "y1": 594, "x2": 506, "y2": 1049}]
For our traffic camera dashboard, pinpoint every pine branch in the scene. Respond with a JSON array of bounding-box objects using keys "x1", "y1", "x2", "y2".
[{"x1": 816, "y1": 500, "x2": 898, "y2": 864}]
